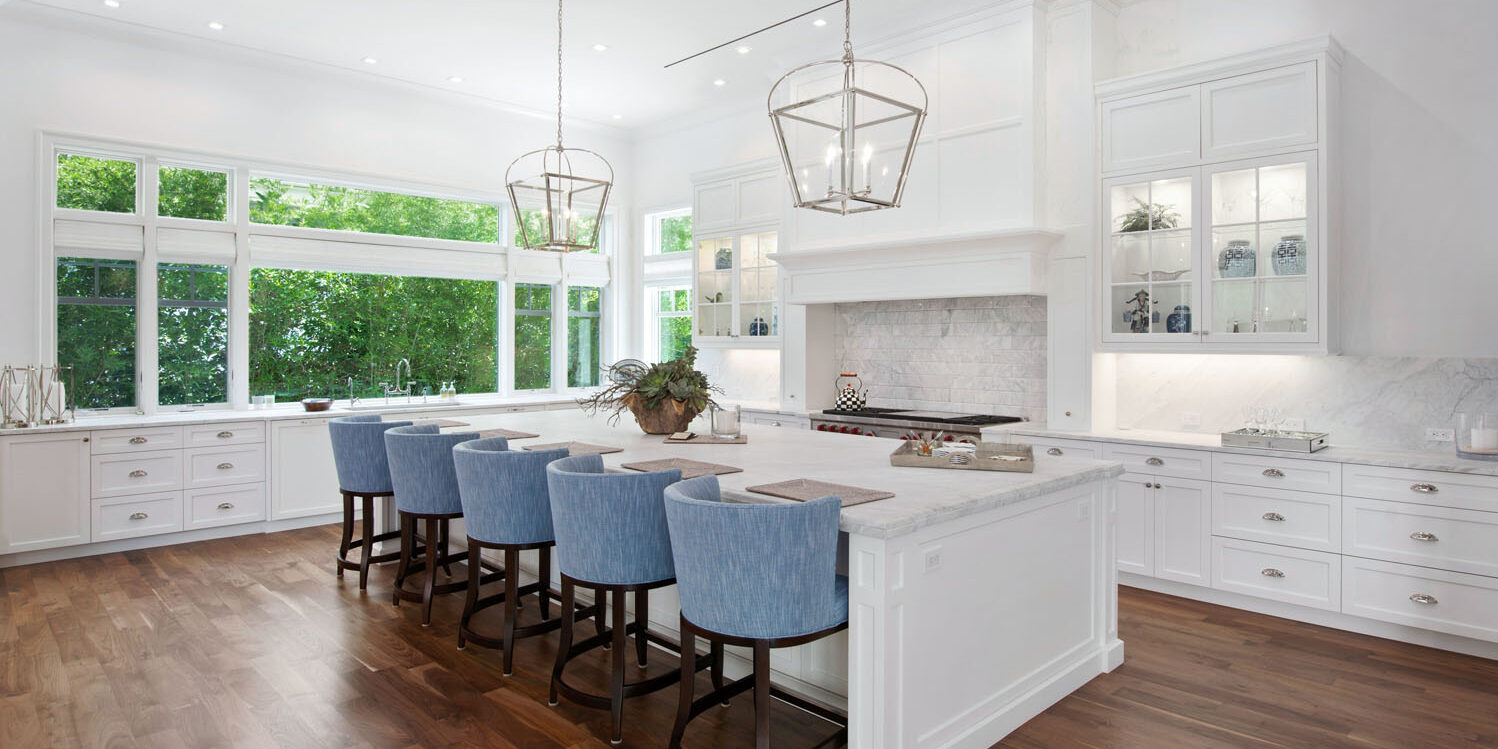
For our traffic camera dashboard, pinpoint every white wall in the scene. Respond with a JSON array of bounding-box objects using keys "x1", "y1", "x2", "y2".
[{"x1": 0, "y1": 5, "x2": 634, "y2": 367}]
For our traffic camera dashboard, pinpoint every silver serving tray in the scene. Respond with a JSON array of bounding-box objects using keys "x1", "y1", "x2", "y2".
[{"x1": 1221, "y1": 428, "x2": 1330, "y2": 453}]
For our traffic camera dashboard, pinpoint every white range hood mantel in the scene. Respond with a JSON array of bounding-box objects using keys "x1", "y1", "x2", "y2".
[{"x1": 768, "y1": 227, "x2": 1062, "y2": 305}]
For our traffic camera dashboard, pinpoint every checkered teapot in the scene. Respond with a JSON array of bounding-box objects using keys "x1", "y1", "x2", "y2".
[{"x1": 834, "y1": 373, "x2": 867, "y2": 411}]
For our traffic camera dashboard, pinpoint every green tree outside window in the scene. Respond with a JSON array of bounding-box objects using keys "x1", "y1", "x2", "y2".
[
  {"x1": 251, "y1": 177, "x2": 499, "y2": 243},
  {"x1": 57, "y1": 153, "x2": 136, "y2": 213},
  {"x1": 514, "y1": 283, "x2": 553, "y2": 390},
  {"x1": 57, "y1": 258, "x2": 137, "y2": 409},
  {"x1": 160, "y1": 167, "x2": 229, "y2": 221}
]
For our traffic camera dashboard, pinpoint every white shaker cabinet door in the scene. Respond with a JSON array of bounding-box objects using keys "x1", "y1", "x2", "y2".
[
  {"x1": 0, "y1": 433, "x2": 92, "y2": 554},
  {"x1": 1202, "y1": 62, "x2": 1318, "y2": 161},
  {"x1": 269, "y1": 419, "x2": 341, "y2": 520},
  {"x1": 1101, "y1": 86, "x2": 1200, "y2": 173},
  {"x1": 1154, "y1": 477, "x2": 1213, "y2": 586},
  {"x1": 1115, "y1": 475, "x2": 1154, "y2": 576}
]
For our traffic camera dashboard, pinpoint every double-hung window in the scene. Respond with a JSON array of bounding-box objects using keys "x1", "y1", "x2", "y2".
[{"x1": 642, "y1": 208, "x2": 694, "y2": 363}]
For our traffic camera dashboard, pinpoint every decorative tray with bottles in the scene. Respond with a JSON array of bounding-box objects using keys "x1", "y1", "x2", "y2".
[
  {"x1": 890, "y1": 440, "x2": 1034, "y2": 473},
  {"x1": 1221, "y1": 428, "x2": 1330, "y2": 453}
]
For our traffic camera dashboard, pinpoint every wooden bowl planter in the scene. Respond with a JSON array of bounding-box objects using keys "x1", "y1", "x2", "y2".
[{"x1": 626, "y1": 394, "x2": 700, "y2": 435}]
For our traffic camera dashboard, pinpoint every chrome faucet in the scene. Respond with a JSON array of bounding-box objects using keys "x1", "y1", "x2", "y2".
[
  {"x1": 347, "y1": 376, "x2": 360, "y2": 407},
  {"x1": 380, "y1": 359, "x2": 413, "y2": 403}
]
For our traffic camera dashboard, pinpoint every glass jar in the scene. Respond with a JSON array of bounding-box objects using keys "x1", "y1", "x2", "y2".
[
  {"x1": 710, "y1": 403, "x2": 741, "y2": 440},
  {"x1": 1456, "y1": 412, "x2": 1498, "y2": 461}
]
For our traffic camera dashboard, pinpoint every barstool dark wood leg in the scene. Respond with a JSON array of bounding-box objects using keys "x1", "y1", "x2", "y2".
[
  {"x1": 669, "y1": 619, "x2": 695, "y2": 749},
  {"x1": 754, "y1": 641, "x2": 771, "y2": 749},
  {"x1": 393, "y1": 514, "x2": 412, "y2": 607},
  {"x1": 634, "y1": 588, "x2": 650, "y2": 668},
  {"x1": 550, "y1": 579, "x2": 575, "y2": 706},
  {"x1": 422, "y1": 516, "x2": 439, "y2": 627},
  {"x1": 438, "y1": 519, "x2": 453, "y2": 577},
  {"x1": 502, "y1": 547, "x2": 520, "y2": 676},
  {"x1": 358, "y1": 494, "x2": 375, "y2": 590},
  {"x1": 458, "y1": 540, "x2": 481, "y2": 649},
  {"x1": 609, "y1": 588, "x2": 628, "y2": 744},
  {"x1": 338, "y1": 491, "x2": 354, "y2": 578},
  {"x1": 596, "y1": 588, "x2": 609, "y2": 647},
  {"x1": 538, "y1": 549, "x2": 552, "y2": 620},
  {"x1": 712, "y1": 640, "x2": 728, "y2": 704}
]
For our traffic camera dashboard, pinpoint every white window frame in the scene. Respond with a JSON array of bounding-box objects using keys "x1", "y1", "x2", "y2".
[
  {"x1": 644, "y1": 283, "x2": 693, "y2": 364},
  {"x1": 644, "y1": 206, "x2": 692, "y2": 256}
]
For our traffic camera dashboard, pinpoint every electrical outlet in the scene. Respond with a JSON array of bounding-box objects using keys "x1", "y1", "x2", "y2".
[
  {"x1": 1181, "y1": 412, "x2": 1202, "y2": 430},
  {"x1": 1282, "y1": 417, "x2": 1306, "y2": 431},
  {"x1": 1426, "y1": 427, "x2": 1455, "y2": 442},
  {"x1": 923, "y1": 547, "x2": 943, "y2": 573}
]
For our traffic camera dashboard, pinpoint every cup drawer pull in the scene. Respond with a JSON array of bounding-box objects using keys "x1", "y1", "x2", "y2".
[
  {"x1": 1261, "y1": 568, "x2": 1285, "y2": 578},
  {"x1": 1145, "y1": 457, "x2": 1165, "y2": 466},
  {"x1": 216, "y1": 462, "x2": 234, "y2": 470},
  {"x1": 128, "y1": 469, "x2": 148, "y2": 478},
  {"x1": 1262, "y1": 512, "x2": 1286, "y2": 522},
  {"x1": 217, "y1": 502, "x2": 235, "y2": 510},
  {"x1": 1410, "y1": 483, "x2": 1439, "y2": 494},
  {"x1": 1409, "y1": 593, "x2": 1438, "y2": 605},
  {"x1": 129, "y1": 512, "x2": 148, "y2": 521},
  {"x1": 129, "y1": 436, "x2": 149, "y2": 445},
  {"x1": 1409, "y1": 531, "x2": 1439, "y2": 542},
  {"x1": 1261, "y1": 468, "x2": 1285, "y2": 478},
  {"x1": 217, "y1": 431, "x2": 234, "y2": 439},
  {"x1": 1046, "y1": 448, "x2": 1063, "y2": 456}
]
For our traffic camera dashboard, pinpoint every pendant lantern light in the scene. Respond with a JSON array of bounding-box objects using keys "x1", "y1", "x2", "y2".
[
  {"x1": 506, "y1": 0, "x2": 614, "y2": 252},
  {"x1": 768, "y1": 0, "x2": 928, "y2": 215}
]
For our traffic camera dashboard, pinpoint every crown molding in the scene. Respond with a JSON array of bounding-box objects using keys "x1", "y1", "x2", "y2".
[{"x1": 1096, "y1": 33, "x2": 1344, "y2": 100}]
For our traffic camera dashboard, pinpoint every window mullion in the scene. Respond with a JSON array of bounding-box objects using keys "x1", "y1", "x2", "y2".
[
  {"x1": 138, "y1": 156, "x2": 160, "y2": 415},
  {"x1": 229, "y1": 166, "x2": 251, "y2": 409}
]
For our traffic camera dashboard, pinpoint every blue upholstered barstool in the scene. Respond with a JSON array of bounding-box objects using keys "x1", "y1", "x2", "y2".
[
  {"x1": 545, "y1": 454, "x2": 719, "y2": 745},
  {"x1": 328, "y1": 414, "x2": 413, "y2": 590},
  {"x1": 663, "y1": 475, "x2": 849, "y2": 749},
  {"x1": 453, "y1": 437, "x2": 598, "y2": 674},
  {"x1": 384, "y1": 424, "x2": 500, "y2": 626}
]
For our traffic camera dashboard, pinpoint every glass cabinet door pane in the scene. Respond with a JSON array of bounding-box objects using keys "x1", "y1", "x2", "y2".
[
  {"x1": 1208, "y1": 158, "x2": 1311, "y2": 337},
  {"x1": 1108, "y1": 176, "x2": 1194, "y2": 336}
]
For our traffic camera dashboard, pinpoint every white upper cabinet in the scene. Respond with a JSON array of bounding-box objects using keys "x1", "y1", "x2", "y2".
[
  {"x1": 1202, "y1": 63, "x2": 1318, "y2": 161},
  {"x1": 691, "y1": 162, "x2": 783, "y2": 349},
  {"x1": 1101, "y1": 87, "x2": 1201, "y2": 174}
]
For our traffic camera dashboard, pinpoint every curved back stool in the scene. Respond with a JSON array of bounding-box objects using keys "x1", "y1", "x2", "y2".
[
  {"x1": 328, "y1": 414, "x2": 412, "y2": 590},
  {"x1": 384, "y1": 424, "x2": 500, "y2": 626},
  {"x1": 453, "y1": 438, "x2": 599, "y2": 673},
  {"x1": 545, "y1": 454, "x2": 720, "y2": 745},
  {"x1": 663, "y1": 475, "x2": 849, "y2": 749}
]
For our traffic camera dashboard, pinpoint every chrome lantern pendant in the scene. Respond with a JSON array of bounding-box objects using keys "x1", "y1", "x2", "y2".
[
  {"x1": 768, "y1": 0, "x2": 928, "y2": 215},
  {"x1": 506, "y1": 0, "x2": 614, "y2": 252}
]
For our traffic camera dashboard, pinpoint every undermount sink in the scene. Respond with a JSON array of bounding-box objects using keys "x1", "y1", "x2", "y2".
[{"x1": 347, "y1": 400, "x2": 464, "y2": 412}]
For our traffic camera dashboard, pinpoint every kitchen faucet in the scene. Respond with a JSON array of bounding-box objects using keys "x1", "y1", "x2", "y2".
[
  {"x1": 347, "y1": 376, "x2": 360, "y2": 407},
  {"x1": 378, "y1": 358, "x2": 413, "y2": 404}
]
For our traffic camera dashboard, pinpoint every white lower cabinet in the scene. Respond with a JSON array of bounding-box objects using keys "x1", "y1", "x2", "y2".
[
  {"x1": 187, "y1": 483, "x2": 267, "y2": 530},
  {"x1": 92, "y1": 491, "x2": 183, "y2": 542},
  {"x1": 1342, "y1": 557, "x2": 1498, "y2": 643},
  {"x1": 1114, "y1": 477, "x2": 1153, "y2": 575},
  {"x1": 92, "y1": 449, "x2": 183, "y2": 498},
  {"x1": 1343, "y1": 497, "x2": 1498, "y2": 579},
  {"x1": 0, "y1": 432, "x2": 92, "y2": 554},
  {"x1": 1212, "y1": 537, "x2": 1340, "y2": 612},
  {"x1": 1212, "y1": 482, "x2": 1340, "y2": 552},
  {"x1": 1115, "y1": 471, "x2": 1211, "y2": 585},
  {"x1": 270, "y1": 418, "x2": 341, "y2": 520}
]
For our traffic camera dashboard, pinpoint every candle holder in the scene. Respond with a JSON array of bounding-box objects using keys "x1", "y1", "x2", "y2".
[
  {"x1": 1456, "y1": 412, "x2": 1498, "y2": 461},
  {"x1": 37, "y1": 365, "x2": 75, "y2": 425},
  {"x1": 0, "y1": 366, "x2": 27, "y2": 428}
]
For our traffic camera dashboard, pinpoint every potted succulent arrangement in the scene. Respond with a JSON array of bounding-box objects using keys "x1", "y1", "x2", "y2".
[{"x1": 578, "y1": 347, "x2": 721, "y2": 434}]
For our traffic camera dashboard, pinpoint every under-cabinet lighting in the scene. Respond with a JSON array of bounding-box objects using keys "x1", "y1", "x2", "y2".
[
  {"x1": 207, "y1": 21, "x2": 224, "y2": 31},
  {"x1": 713, "y1": 78, "x2": 726, "y2": 86},
  {"x1": 103, "y1": 0, "x2": 120, "y2": 7},
  {"x1": 362, "y1": 56, "x2": 378, "y2": 65}
]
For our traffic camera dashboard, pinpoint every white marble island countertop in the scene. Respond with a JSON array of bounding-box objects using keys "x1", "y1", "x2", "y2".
[{"x1": 452, "y1": 409, "x2": 1124, "y2": 540}]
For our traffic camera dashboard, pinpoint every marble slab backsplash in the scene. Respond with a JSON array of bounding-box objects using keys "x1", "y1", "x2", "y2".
[
  {"x1": 835, "y1": 296, "x2": 1048, "y2": 422},
  {"x1": 1113, "y1": 354, "x2": 1498, "y2": 451}
]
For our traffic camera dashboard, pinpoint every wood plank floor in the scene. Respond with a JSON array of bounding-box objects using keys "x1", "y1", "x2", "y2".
[{"x1": 3, "y1": 525, "x2": 1496, "y2": 749}]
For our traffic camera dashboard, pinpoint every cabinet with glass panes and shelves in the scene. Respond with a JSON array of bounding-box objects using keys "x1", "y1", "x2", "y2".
[
  {"x1": 693, "y1": 230, "x2": 780, "y2": 347},
  {"x1": 1101, "y1": 152, "x2": 1321, "y2": 352}
]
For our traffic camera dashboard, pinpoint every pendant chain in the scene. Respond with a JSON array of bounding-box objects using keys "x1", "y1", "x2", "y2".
[
  {"x1": 556, "y1": 0, "x2": 564, "y2": 149},
  {"x1": 842, "y1": 0, "x2": 853, "y2": 62}
]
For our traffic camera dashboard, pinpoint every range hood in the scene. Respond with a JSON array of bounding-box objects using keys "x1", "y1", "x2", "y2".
[{"x1": 767, "y1": 227, "x2": 1061, "y2": 305}]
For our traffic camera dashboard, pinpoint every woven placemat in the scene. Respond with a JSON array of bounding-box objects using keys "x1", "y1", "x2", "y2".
[
  {"x1": 621, "y1": 458, "x2": 743, "y2": 479},
  {"x1": 663, "y1": 433, "x2": 748, "y2": 445},
  {"x1": 523, "y1": 441, "x2": 623, "y2": 456},
  {"x1": 476, "y1": 428, "x2": 540, "y2": 440},
  {"x1": 745, "y1": 479, "x2": 894, "y2": 507},
  {"x1": 413, "y1": 419, "x2": 469, "y2": 428}
]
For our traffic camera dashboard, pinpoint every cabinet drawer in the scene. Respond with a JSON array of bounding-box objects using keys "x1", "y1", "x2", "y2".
[
  {"x1": 1023, "y1": 437, "x2": 1102, "y2": 460},
  {"x1": 92, "y1": 450, "x2": 183, "y2": 498},
  {"x1": 1212, "y1": 483, "x2": 1340, "y2": 552},
  {"x1": 1343, "y1": 497, "x2": 1498, "y2": 577},
  {"x1": 91, "y1": 427, "x2": 184, "y2": 455},
  {"x1": 1211, "y1": 537, "x2": 1340, "y2": 612},
  {"x1": 1342, "y1": 557, "x2": 1498, "y2": 644},
  {"x1": 92, "y1": 492, "x2": 183, "y2": 542},
  {"x1": 186, "y1": 483, "x2": 266, "y2": 530},
  {"x1": 185, "y1": 446, "x2": 266, "y2": 489},
  {"x1": 1212, "y1": 453, "x2": 1340, "y2": 494},
  {"x1": 185, "y1": 422, "x2": 266, "y2": 447},
  {"x1": 1342, "y1": 464, "x2": 1498, "y2": 512},
  {"x1": 1103, "y1": 444, "x2": 1212, "y2": 481}
]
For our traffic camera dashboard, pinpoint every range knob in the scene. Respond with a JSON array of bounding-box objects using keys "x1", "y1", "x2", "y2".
[
  {"x1": 943, "y1": 435, "x2": 954, "y2": 441},
  {"x1": 816, "y1": 424, "x2": 827, "y2": 431},
  {"x1": 840, "y1": 426, "x2": 851, "y2": 434}
]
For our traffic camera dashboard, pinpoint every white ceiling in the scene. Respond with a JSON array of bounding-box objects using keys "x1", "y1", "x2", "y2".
[{"x1": 22, "y1": 0, "x2": 994, "y2": 130}]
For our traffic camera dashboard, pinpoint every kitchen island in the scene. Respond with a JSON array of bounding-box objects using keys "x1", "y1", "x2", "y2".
[{"x1": 437, "y1": 409, "x2": 1125, "y2": 749}]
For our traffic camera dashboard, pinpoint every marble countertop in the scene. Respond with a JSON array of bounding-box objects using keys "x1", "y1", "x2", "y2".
[
  {"x1": 982, "y1": 423, "x2": 1498, "y2": 477},
  {"x1": 449, "y1": 410, "x2": 1122, "y2": 540}
]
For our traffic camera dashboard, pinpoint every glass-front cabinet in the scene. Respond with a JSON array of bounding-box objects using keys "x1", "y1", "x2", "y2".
[
  {"x1": 1101, "y1": 153, "x2": 1319, "y2": 351},
  {"x1": 694, "y1": 230, "x2": 780, "y2": 346}
]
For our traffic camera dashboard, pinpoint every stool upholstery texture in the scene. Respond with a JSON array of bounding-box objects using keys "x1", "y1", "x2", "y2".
[
  {"x1": 453, "y1": 437, "x2": 570, "y2": 545},
  {"x1": 545, "y1": 454, "x2": 681, "y2": 586},
  {"x1": 329, "y1": 414, "x2": 412, "y2": 494},
  {"x1": 384, "y1": 424, "x2": 478, "y2": 516}
]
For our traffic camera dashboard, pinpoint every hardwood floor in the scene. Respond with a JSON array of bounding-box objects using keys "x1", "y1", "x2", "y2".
[{"x1": 2, "y1": 525, "x2": 1496, "y2": 749}]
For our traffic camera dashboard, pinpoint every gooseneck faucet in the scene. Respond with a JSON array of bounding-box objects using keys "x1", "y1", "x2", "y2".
[
  {"x1": 348, "y1": 376, "x2": 360, "y2": 407},
  {"x1": 379, "y1": 359, "x2": 414, "y2": 404}
]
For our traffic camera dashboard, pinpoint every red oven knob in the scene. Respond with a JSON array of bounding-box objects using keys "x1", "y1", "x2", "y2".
[
  {"x1": 944, "y1": 435, "x2": 954, "y2": 441},
  {"x1": 866, "y1": 432, "x2": 876, "y2": 437},
  {"x1": 816, "y1": 424, "x2": 826, "y2": 431},
  {"x1": 840, "y1": 426, "x2": 852, "y2": 434}
]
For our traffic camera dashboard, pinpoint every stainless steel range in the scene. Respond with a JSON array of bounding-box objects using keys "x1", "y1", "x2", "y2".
[{"x1": 809, "y1": 408, "x2": 1025, "y2": 440}]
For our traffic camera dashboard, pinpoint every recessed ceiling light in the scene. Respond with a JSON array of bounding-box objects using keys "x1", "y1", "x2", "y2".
[
  {"x1": 362, "y1": 57, "x2": 378, "y2": 65},
  {"x1": 713, "y1": 78, "x2": 727, "y2": 87},
  {"x1": 735, "y1": 45, "x2": 752, "y2": 55},
  {"x1": 206, "y1": 21, "x2": 224, "y2": 31},
  {"x1": 812, "y1": 18, "x2": 827, "y2": 27},
  {"x1": 103, "y1": 0, "x2": 120, "y2": 7},
  {"x1": 593, "y1": 44, "x2": 608, "y2": 52},
  {"x1": 611, "y1": 114, "x2": 623, "y2": 120},
  {"x1": 447, "y1": 75, "x2": 464, "y2": 83}
]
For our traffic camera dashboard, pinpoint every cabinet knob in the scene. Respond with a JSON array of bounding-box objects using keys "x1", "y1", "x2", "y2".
[
  {"x1": 128, "y1": 469, "x2": 148, "y2": 478},
  {"x1": 217, "y1": 462, "x2": 234, "y2": 470},
  {"x1": 1260, "y1": 568, "x2": 1285, "y2": 578},
  {"x1": 129, "y1": 512, "x2": 148, "y2": 521},
  {"x1": 1145, "y1": 457, "x2": 1165, "y2": 466},
  {"x1": 129, "y1": 436, "x2": 149, "y2": 445},
  {"x1": 1410, "y1": 483, "x2": 1439, "y2": 494},
  {"x1": 217, "y1": 431, "x2": 234, "y2": 439},
  {"x1": 217, "y1": 502, "x2": 235, "y2": 510},
  {"x1": 1046, "y1": 448, "x2": 1064, "y2": 456},
  {"x1": 1262, "y1": 468, "x2": 1285, "y2": 478},
  {"x1": 1409, "y1": 531, "x2": 1438, "y2": 542},
  {"x1": 1408, "y1": 593, "x2": 1438, "y2": 605},
  {"x1": 82, "y1": 437, "x2": 90, "y2": 443},
  {"x1": 1262, "y1": 512, "x2": 1286, "y2": 522}
]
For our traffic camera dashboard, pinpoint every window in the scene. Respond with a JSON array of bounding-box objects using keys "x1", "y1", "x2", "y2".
[
  {"x1": 646, "y1": 208, "x2": 692, "y2": 254},
  {"x1": 56, "y1": 153, "x2": 136, "y2": 213},
  {"x1": 158, "y1": 264, "x2": 229, "y2": 406},
  {"x1": 56, "y1": 258, "x2": 136, "y2": 409},
  {"x1": 567, "y1": 286, "x2": 603, "y2": 387},
  {"x1": 513, "y1": 283, "x2": 552, "y2": 390},
  {"x1": 159, "y1": 166, "x2": 229, "y2": 221},
  {"x1": 649, "y1": 286, "x2": 693, "y2": 363},
  {"x1": 248, "y1": 269, "x2": 499, "y2": 402},
  {"x1": 250, "y1": 176, "x2": 500, "y2": 243}
]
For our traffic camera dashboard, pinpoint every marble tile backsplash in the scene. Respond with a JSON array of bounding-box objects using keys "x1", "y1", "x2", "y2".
[
  {"x1": 835, "y1": 296, "x2": 1048, "y2": 422},
  {"x1": 1114, "y1": 354, "x2": 1498, "y2": 451}
]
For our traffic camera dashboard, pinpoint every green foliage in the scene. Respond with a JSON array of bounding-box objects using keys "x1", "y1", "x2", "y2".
[
  {"x1": 158, "y1": 265, "x2": 228, "y2": 406},
  {"x1": 1118, "y1": 198, "x2": 1180, "y2": 233},
  {"x1": 56, "y1": 258, "x2": 137, "y2": 409},
  {"x1": 566, "y1": 287, "x2": 602, "y2": 388},
  {"x1": 251, "y1": 177, "x2": 499, "y2": 243},
  {"x1": 577, "y1": 346, "x2": 719, "y2": 425},
  {"x1": 658, "y1": 215, "x2": 693, "y2": 253},
  {"x1": 514, "y1": 283, "x2": 552, "y2": 390},
  {"x1": 57, "y1": 154, "x2": 135, "y2": 213},
  {"x1": 159, "y1": 167, "x2": 228, "y2": 221}
]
